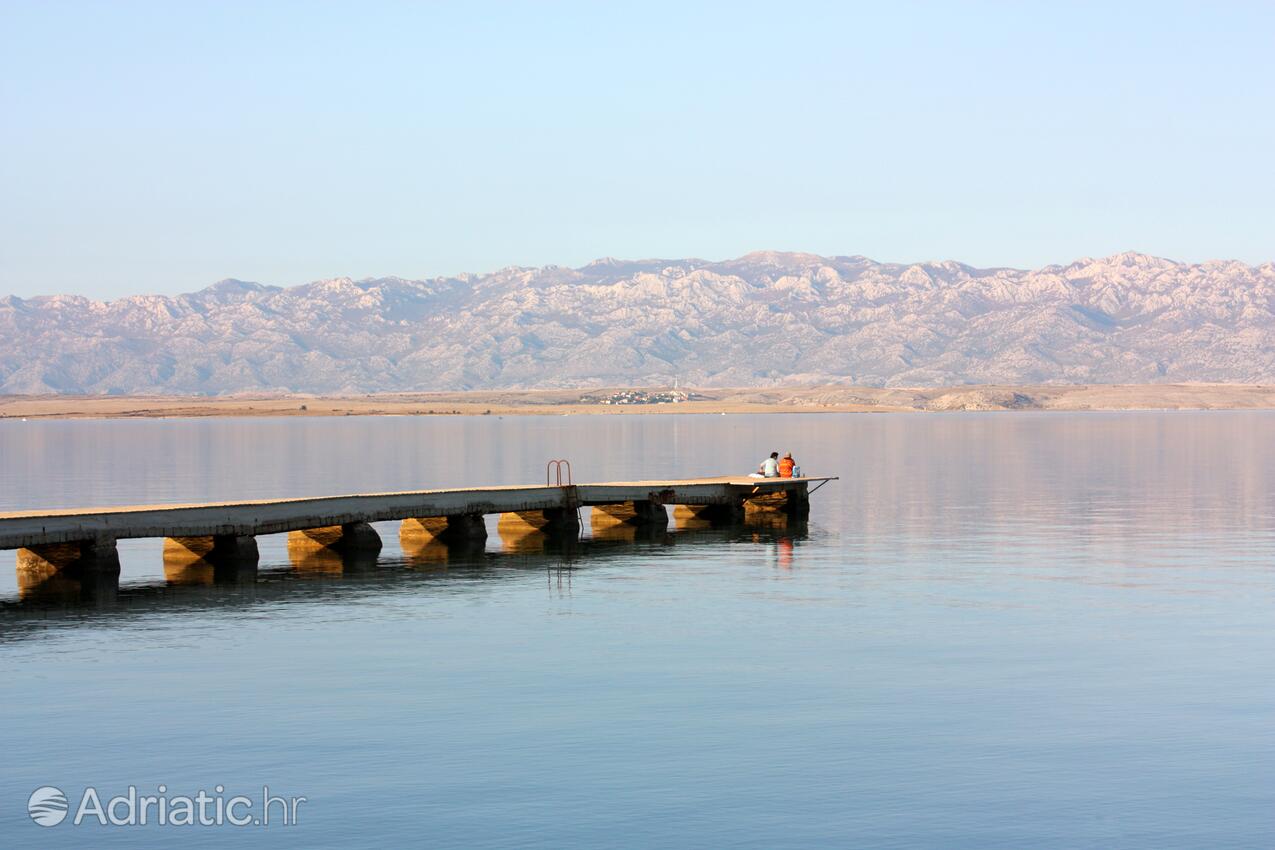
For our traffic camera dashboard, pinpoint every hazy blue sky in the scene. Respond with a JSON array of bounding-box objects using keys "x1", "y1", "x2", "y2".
[{"x1": 3, "y1": 1, "x2": 1273, "y2": 298}]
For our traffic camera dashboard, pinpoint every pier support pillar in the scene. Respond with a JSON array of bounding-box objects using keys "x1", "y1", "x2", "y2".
[
  {"x1": 165, "y1": 534, "x2": 259, "y2": 564},
  {"x1": 400, "y1": 513, "x2": 489, "y2": 545},
  {"x1": 591, "y1": 500, "x2": 668, "y2": 528},
  {"x1": 288, "y1": 521, "x2": 383, "y2": 554},
  {"x1": 784, "y1": 486, "x2": 811, "y2": 519},
  {"x1": 497, "y1": 508, "x2": 580, "y2": 538},
  {"x1": 744, "y1": 485, "x2": 811, "y2": 519},
  {"x1": 17, "y1": 537, "x2": 120, "y2": 579},
  {"x1": 164, "y1": 535, "x2": 259, "y2": 584},
  {"x1": 400, "y1": 515, "x2": 488, "y2": 564},
  {"x1": 16, "y1": 537, "x2": 121, "y2": 603},
  {"x1": 441, "y1": 513, "x2": 488, "y2": 542}
]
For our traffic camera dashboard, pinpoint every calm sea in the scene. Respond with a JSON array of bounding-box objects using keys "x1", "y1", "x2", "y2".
[{"x1": 1, "y1": 412, "x2": 1272, "y2": 848}]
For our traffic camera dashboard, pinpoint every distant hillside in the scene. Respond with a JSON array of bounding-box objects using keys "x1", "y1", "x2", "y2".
[{"x1": 3, "y1": 251, "x2": 1275, "y2": 394}]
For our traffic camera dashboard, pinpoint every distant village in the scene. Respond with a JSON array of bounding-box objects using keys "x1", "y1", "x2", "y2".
[{"x1": 578, "y1": 389, "x2": 703, "y2": 406}]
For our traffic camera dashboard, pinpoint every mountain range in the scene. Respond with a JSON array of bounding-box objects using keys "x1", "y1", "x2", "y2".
[{"x1": 2, "y1": 251, "x2": 1274, "y2": 394}]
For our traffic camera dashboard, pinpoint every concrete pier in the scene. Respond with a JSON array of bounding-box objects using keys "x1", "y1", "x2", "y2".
[
  {"x1": 17, "y1": 537, "x2": 120, "y2": 578},
  {"x1": 591, "y1": 500, "x2": 669, "y2": 528},
  {"x1": 163, "y1": 535, "x2": 259, "y2": 586},
  {"x1": 744, "y1": 488, "x2": 810, "y2": 518},
  {"x1": 165, "y1": 534, "x2": 260, "y2": 563},
  {"x1": 288, "y1": 521, "x2": 383, "y2": 553},
  {"x1": 401, "y1": 513, "x2": 488, "y2": 544},
  {"x1": 498, "y1": 508, "x2": 580, "y2": 536},
  {"x1": 1, "y1": 476, "x2": 835, "y2": 577}
]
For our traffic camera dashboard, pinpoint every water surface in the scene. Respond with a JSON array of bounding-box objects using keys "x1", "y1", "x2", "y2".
[{"x1": 1, "y1": 412, "x2": 1272, "y2": 848}]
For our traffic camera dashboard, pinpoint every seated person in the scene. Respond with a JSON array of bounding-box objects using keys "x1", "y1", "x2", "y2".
[
  {"x1": 756, "y1": 451, "x2": 780, "y2": 478},
  {"x1": 779, "y1": 452, "x2": 796, "y2": 478}
]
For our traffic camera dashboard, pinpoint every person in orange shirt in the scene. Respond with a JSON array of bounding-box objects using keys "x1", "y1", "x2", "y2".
[{"x1": 778, "y1": 452, "x2": 796, "y2": 478}]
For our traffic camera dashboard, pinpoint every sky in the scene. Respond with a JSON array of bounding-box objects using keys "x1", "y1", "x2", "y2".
[{"x1": 2, "y1": 0, "x2": 1273, "y2": 299}]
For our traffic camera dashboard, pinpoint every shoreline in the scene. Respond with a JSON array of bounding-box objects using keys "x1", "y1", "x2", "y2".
[{"x1": 3, "y1": 384, "x2": 1275, "y2": 420}]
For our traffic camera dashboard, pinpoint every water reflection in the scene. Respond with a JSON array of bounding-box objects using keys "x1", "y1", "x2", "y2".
[
  {"x1": 162, "y1": 559, "x2": 258, "y2": 587},
  {"x1": 14, "y1": 566, "x2": 121, "y2": 607},
  {"x1": 494, "y1": 526, "x2": 580, "y2": 557},
  {"x1": 288, "y1": 546, "x2": 375, "y2": 576},
  {"x1": 587, "y1": 521, "x2": 665, "y2": 544},
  {"x1": 401, "y1": 534, "x2": 482, "y2": 565}
]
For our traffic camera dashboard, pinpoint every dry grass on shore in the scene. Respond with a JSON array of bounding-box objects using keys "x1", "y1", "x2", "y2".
[{"x1": 3, "y1": 384, "x2": 1275, "y2": 420}]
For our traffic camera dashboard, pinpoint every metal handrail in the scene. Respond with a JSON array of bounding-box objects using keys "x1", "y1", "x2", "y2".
[{"x1": 546, "y1": 459, "x2": 573, "y2": 487}]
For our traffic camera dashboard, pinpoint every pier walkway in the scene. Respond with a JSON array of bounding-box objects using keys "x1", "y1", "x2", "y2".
[{"x1": 1, "y1": 476, "x2": 835, "y2": 579}]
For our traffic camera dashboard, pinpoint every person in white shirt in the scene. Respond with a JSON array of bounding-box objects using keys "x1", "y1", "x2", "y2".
[{"x1": 758, "y1": 452, "x2": 780, "y2": 478}]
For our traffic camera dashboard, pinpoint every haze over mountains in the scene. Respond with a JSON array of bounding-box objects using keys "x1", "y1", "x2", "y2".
[{"x1": 2, "y1": 251, "x2": 1273, "y2": 395}]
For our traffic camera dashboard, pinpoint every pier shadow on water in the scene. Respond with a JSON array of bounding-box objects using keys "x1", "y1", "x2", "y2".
[{"x1": 0, "y1": 516, "x2": 809, "y2": 640}]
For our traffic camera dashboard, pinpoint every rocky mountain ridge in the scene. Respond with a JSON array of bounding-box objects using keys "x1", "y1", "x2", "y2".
[{"x1": 2, "y1": 251, "x2": 1273, "y2": 394}]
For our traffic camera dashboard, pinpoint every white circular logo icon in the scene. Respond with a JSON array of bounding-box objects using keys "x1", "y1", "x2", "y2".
[{"x1": 28, "y1": 786, "x2": 69, "y2": 827}]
